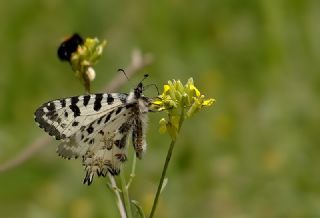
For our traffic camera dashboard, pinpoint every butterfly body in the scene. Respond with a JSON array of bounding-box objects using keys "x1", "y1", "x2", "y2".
[{"x1": 35, "y1": 82, "x2": 150, "y2": 185}]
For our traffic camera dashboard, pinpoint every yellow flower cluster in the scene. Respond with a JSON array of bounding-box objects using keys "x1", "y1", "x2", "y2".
[
  {"x1": 152, "y1": 78, "x2": 215, "y2": 139},
  {"x1": 70, "y1": 37, "x2": 107, "y2": 92},
  {"x1": 72, "y1": 38, "x2": 106, "y2": 65}
]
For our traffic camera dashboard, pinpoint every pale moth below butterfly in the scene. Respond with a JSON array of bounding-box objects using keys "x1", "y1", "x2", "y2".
[{"x1": 34, "y1": 76, "x2": 152, "y2": 185}]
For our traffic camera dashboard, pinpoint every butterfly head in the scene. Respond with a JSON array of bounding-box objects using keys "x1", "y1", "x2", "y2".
[
  {"x1": 134, "y1": 74, "x2": 149, "y2": 98},
  {"x1": 134, "y1": 82, "x2": 144, "y2": 98}
]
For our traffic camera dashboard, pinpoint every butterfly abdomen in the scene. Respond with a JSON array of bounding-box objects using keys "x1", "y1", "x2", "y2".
[{"x1": 132, "y1": 114, "x2": 148, "y2": 159}]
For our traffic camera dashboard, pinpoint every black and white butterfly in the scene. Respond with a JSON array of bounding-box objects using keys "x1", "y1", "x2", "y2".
[{"x1": 34, "y1": 78, "x2": 152, "y2": 185}]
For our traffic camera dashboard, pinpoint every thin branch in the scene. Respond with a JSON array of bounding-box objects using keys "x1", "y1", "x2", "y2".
[
  {"x1": 0, "y1": 136, "x2": 50, "y2": 172},
  {"x1": 120, "y1": 170, "x2": 133, "y2": 218},
  {"x1": 149, "y1": 108, "x2": 185, "y2": 218},
  {"x1": 107, "y1": 174, "x2": 127, "y2": 218},
  {"x1": 126, "y1": 153, "x2": 137, "y2": 189},
  {"x1": 0, "y1": 49, "x2": 153, "y2": 173}
]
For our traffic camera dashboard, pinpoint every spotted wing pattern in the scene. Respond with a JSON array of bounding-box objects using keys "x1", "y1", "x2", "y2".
[
  {"x1": 34, "y1": 90, "x2": 149, "y2": 185},
  {"x1": 35, "y1": 93, "x2": 127, "y2": 140}
]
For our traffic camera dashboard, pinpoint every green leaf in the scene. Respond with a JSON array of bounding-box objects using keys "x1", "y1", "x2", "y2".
[{"x1": 131, "y1": 200, "x2": 145, "y2": 218}]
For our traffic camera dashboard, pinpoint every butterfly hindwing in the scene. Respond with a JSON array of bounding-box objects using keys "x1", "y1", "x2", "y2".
[
  {"x1": 57, "y1": 102, "x2": 134, "y2": 154},
  {"x1": 81, "y1": 105, "x2": 138, "y2": 184}
]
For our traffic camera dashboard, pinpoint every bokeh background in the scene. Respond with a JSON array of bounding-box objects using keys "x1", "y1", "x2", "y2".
[{"x1": 0, "y1": 1, "x2": 319, "y2": 217}]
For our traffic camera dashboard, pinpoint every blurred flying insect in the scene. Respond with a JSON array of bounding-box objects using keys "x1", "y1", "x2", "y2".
[{"x1": 57, "y1": 33, "x2": 84, "y2": 62}]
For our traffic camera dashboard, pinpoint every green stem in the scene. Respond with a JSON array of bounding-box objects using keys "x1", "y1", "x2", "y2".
[
  {"x1": 126, "y1": 153, "x2": 137, "y2": 189},
  {"x1": 120, "y1": 170, "x2": 133, "y2": 218},
  {"x1": 149, "y1": 139, "x2": 176, "y2": 218},
  {"x1": 149, "y1": 108, "x2": 185, "y2": 218},
  {"x1": 107, "y1": 174, "x2": 127, "y2": 218}
]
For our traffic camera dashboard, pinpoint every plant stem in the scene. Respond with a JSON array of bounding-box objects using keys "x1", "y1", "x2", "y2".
[
  {"x1": 149, "y1": 139, "x2": 176, "y2": 218},
  {"x1": 126, "y1": 153, "x2": 137, "y2": 189},
  {"x1": 149, "y1": 108, "x2": 185, "y2": 218},
  {"x1": 120, "y1": 169, "x2": 133, "y2": 218},
  {"x1": 107, "y1": 174, "x2": 127, "y2": 218}
]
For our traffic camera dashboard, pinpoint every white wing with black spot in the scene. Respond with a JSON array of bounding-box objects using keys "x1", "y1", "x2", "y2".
[
  {"x1": 34, "y1": 81, "x2": 151, "y2": 185},
  {"x1": 34, "y1": 93, "x2": 128, "y2": 140}
]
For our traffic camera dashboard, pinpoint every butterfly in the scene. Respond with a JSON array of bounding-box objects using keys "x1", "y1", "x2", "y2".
[{"x1": 34, "y1": 77, "x2": 152, "y2": 185}]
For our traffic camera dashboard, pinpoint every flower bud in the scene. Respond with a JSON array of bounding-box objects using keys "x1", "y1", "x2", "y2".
[{"x1": 86, "y1": 67, "x2": 96, "y2": 82}]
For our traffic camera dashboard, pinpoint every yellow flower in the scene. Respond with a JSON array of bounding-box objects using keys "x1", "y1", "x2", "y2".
[
  {"x1": 70, "y1": 37, "x2": 107, "y2": 92},
  {"x1": 151, "y1": 78, "x2": 215, "y2": 139}
]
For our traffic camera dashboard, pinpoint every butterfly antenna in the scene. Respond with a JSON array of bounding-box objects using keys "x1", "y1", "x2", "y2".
[
  {"x1": 140, "y1": 73, "x2": 149, "y2": 84},
  {"x1": 143, "y1": 83, "x2": 159, "y2": 95},
  {"x1": 117, "y1": 68, "x2": 129, "y2": 81}
]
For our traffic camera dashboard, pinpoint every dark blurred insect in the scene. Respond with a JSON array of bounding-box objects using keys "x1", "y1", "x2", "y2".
[{"x1": 57, "y1": 33, "x2": 84, "y2": 62}]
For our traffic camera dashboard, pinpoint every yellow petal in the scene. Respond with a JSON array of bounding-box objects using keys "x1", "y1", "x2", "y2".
[
  {"x1": 202, "y1": 98, "x2": 215, "y2": 106},
  {"x1": 189, "y1": 84, "x2": 201, "y2": 97},
  {"x1": 163, "y1": 85, "x2": 170, "y2": 94},
  {"x1": 152, "y1": 99, "x2": 163, "y2": 105}
]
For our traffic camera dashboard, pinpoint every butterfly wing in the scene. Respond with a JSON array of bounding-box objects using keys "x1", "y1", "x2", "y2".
[
  {"x1": 80, "y1": 106, "x2": 136, "y2": 184},
  {"x1": 34, "y1": 93, "x2": 128, "y2": 140},
  {"x1": 34, "y1": 90, "x2": 151, "y2": 185},
  {"x1": 58, "y1": 103, "x2": 139, "y2": 185}
]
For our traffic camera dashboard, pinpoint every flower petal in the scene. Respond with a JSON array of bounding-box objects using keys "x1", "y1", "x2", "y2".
[{"x1": 202, "y1": 99, "x2": 215, "y2": 106}]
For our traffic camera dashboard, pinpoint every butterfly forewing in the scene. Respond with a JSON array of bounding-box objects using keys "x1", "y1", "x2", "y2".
[
  {"x1": 35, "y1": 93, "x2": 128, "y2": 140},
  {"x1": 57, "y1": 104, "x2": 133, "y2": 159}
]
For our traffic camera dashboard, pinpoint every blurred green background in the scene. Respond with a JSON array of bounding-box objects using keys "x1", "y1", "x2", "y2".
[{"x1": 0, "y1": 0, "x2": 320, "y2": 217}]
